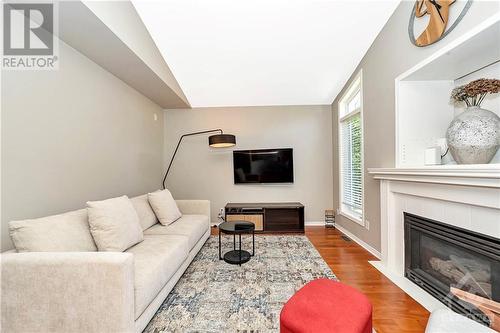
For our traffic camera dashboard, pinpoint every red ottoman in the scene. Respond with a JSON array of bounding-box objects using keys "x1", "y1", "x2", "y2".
[{"x1": 280, "y1": 278, "x2": 372, "y2": 333}]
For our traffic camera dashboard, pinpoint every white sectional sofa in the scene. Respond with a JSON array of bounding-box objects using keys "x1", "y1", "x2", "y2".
[{"x1": 1, "y1": 194, "x2": 210, "y2": 333}]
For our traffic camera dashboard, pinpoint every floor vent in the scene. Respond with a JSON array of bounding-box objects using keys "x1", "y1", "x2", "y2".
[{"x1": 341, "y1": 235, "x2": 352, "y2": 242}]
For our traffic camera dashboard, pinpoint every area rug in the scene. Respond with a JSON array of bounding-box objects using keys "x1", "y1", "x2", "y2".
[{"x1": 144, "y1": 235, "x2": 337, "y2": 333}]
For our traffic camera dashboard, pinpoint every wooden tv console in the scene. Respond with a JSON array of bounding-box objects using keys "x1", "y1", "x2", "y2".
[{"x1": 225, "y1": 202, "x2": 304, "y2": 233}]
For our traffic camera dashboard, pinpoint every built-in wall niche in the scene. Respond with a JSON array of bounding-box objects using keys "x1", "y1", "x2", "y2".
[{"x1": 396, "y1": 16, "x2": 500, "y2": 167}]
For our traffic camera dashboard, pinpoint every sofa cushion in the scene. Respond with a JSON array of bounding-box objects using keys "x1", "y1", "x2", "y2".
[
  {"x1": 144, "y1": 215, "x2": 209, "y2": 251},
  {"x1": 9, "y1": 209, "x2": 97, "y2": 252},
  {"x1": 87, "y1": 196, "x2": 144, "y2": 252},
  {"x1": 126, "y1": 234, "x2": 189, "y2": 319},
  {"x1": 148, "y1": 189, "x2": 182, "y2": 225},
  {"x1": 130, "y1": 194, "x2": 158, "y2": 231}
]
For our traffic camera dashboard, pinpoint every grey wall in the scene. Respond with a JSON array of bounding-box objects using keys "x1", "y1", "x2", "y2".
[
  {"x1": 164, "y1": 106, "x2": 333, "y2": 223},
  {"x1": 1, "y1": 39, "x2": 164, "y2": 251},
  {"x1": 332, "y1": 1, "x2": 500, "y2": 251}
]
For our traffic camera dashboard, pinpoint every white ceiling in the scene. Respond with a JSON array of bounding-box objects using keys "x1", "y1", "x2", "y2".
[{"x1": 133, "y1": 0, "x2": 400, "y2": 108}]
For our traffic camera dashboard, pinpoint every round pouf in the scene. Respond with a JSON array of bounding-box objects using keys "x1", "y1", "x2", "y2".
[{"x1": 280, "y1": 278, "x2": 372, "y2": 333}]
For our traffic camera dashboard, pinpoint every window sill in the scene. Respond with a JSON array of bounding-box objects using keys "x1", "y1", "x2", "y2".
[{"x1": 338, "y1": 209, "x2": 364, "y2": 227}]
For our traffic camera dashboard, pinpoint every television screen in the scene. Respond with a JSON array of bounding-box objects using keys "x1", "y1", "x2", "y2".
[{"x1": 233, "y1": 148, "x2": 294, "y2": 184}]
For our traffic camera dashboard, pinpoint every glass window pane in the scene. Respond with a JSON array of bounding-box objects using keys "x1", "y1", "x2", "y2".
[
  {"x1": 340, "y1": 113, "x2": 362, "y2": 219},
  {"x1": 347, "y1": 90, "x2": 360, "y2": 113}
]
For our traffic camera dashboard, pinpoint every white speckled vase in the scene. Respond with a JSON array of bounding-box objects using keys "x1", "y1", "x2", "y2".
[{"x1": 446, "y1": 106, "x2": 500, "y2": 164}]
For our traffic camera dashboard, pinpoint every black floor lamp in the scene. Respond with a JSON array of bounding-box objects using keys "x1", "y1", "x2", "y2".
[{"x1": 162, "y1": 129, "x2": 236, "y2": 189}]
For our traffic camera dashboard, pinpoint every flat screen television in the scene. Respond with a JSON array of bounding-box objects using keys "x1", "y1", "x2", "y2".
[{"x1": 233, "y1": 148, "x2": 294, "y2": 184}]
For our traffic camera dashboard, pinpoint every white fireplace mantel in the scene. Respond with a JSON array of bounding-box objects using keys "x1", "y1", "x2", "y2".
[
  {"x1": 368, "y1": 164, "x2": 500, "y2": 188},
  {"x1": 367, "y1": 165, "x2": 500, "y2": 311}
]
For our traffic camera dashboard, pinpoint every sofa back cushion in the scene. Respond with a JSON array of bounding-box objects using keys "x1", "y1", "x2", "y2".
[
  {"x1": 130, "y1": 194, "x2": 158, "y2": 231},
  {"x1": 87, "y1": 195, "x2": 144, "y2": 251},
  {"x1": 9, "y1": 209, "x2": 97, "y2": 252}
]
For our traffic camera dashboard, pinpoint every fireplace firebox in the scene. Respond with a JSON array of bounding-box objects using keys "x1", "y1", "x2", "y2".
[{"x1": 404, "y1": 212, "x2": 500, "y2": 326}]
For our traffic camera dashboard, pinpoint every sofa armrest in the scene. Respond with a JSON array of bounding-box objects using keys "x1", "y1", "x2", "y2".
[
  {"x1": 175, "y1": 200, "x2": 211, "y2": 223},
  {"x1": 1, "y1": 252, "x2": 135, "y2": 333}
]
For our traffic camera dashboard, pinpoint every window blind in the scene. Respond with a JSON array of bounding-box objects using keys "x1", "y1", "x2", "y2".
[{"x1": 341, "y1": 113, "x2": 362, "y2": 218}]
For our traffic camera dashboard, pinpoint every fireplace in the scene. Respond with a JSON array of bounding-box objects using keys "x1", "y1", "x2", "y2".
[{"x1": 404, "y1": 212, "x2": 500, "y2": 326}]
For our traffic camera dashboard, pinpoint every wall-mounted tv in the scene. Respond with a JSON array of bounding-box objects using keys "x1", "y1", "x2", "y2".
[{"x1": 233, "y1": 148, "x2": 294, "y2": 184}]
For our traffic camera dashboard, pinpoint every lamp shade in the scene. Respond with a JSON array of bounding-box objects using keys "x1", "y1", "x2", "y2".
[{"x1": 209, "y1": 134, "x2": 236, "y2": 148}]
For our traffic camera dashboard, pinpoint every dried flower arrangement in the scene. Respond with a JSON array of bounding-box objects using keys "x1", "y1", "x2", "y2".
[{"x1": 450, "y1": 78, "x2": 500, "y2": 107}]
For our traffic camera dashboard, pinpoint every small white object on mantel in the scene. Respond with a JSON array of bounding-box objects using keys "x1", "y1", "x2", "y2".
[
  {"x1": 424, "y1": 147, "x2": 441, "y2": 165},
  {"x1": 367, "y1": 164, "x2": 500, "y2": 312}
]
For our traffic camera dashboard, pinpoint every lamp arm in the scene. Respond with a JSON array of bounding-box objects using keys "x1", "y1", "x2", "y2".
[{"x1": 162, "y1": 129, "x2": 223, "y2": 189}]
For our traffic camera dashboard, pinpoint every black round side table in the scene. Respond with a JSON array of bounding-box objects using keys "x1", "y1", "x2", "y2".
[{"x1": 218, "y1": 221, "x2": 255, "y2": 265}]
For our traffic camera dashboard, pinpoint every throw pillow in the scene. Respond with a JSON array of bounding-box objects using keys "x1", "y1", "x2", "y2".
[
  {"x1": 9, "y1": 209, "x2": 97, "y2": 252},
  {"x1": 87, "y1": 195, "x2": 144, "y2": 251},
  {"x1": 148, "y1": 189, "x2": 182, "y2": 225},
  {"x1": 130, "y1": 194, "x2": 159, "y2": 231}
]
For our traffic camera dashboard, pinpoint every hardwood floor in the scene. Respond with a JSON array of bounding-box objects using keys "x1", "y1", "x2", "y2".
[
  {"x1": 211, "y1": 225, "x2": 429, "y2": 332},
  {"x1": 305, "y1": 226, "x2": 429, "y2": 333}
]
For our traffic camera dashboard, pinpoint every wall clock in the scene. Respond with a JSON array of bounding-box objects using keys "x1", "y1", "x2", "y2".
[{"x1": 408, "y1": 0, "x2": 473, "y2": 47}]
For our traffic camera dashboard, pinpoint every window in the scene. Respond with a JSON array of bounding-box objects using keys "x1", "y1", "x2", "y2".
[{"x1": 338, "y1": 72, "x2": 364, "y2": 225}]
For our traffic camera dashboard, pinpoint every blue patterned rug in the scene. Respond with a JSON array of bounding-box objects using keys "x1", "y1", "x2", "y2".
[{"x1": 144, "y1": 235, "x2": 337, "y2": 333}]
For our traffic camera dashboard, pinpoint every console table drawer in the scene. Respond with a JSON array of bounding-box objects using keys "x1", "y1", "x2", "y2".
[{"x1": 265, "y1": 209, "x2": 302, "y2": 231}]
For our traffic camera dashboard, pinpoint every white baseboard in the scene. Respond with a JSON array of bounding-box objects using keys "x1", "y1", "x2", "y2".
[
  {"x1": 304, "y1": 220, "x2": 325, "y2": 226},
  {"x1": 335, "y1": 224, "x2": 381, "y2": 259}
]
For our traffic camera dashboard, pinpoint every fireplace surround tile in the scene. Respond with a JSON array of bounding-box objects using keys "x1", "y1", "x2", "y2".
[
  {"x1": 443, "y1": 202, "x2": 471, "y2": 231},
  {"x1": 471, "y1": 206, "x2": 500, "y2": 238},
  {"x1": 405, "y1": 196, "x2": 445, "y2": 223}
]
